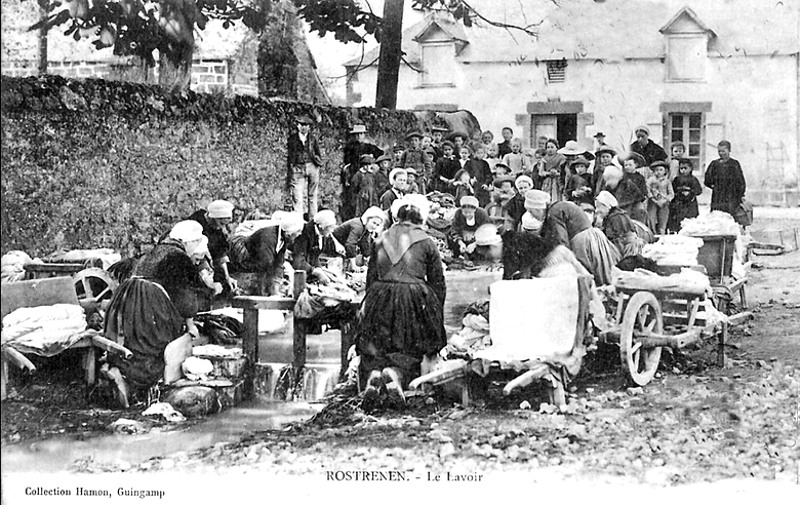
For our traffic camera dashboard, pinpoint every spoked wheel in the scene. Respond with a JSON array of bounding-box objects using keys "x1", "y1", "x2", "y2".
[
  {"x1": 74, "y1": 268, "x2": 118, "y2": 311},
  {"x1": 620, "y1": 291, "x2": 663, "y2": 386}
]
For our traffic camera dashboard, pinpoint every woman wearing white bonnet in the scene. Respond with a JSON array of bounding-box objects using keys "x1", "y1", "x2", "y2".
[
  {"x1": 103, "y1": 220, "x2": 213, "y2": 407},
  {"x1": 332, "y1": 206, "x2": 386, "y2": 267}
]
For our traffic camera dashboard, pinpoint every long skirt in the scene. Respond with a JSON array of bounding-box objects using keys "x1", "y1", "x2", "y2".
[
  {"x1": 105, "y1": 278, "x2": 184, "y2": 388},
  {"x1": 355, "y1": 280, "x2": 446, "y2": 386},
  {"x1": 570, "y1": 228, "x2": 621, "y2": 286},
  {"x1": 541, "y1": 175, "x2": 563, "y2": 203}
]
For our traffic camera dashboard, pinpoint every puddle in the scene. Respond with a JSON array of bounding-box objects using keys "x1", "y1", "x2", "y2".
[{"x1": 0, "y1": 398, "x2": 321, "y2": 473}]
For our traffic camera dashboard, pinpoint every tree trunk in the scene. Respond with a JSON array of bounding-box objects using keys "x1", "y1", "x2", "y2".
[
  {"x1": 375, "y1": 0, "x2": 404, "y2": 109},
  {"x1": 158, "y1": 53, "x2": 193, "y2": 94},
  {"x1": 258, "y1": 0, "x2": 299, "y2": 99},
  {"x1": 37, "y1": 4, "x2": 48, "y2": 75}
]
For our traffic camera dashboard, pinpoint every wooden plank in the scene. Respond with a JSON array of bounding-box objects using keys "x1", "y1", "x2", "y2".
[
  {"x1": 83, "y1": 346, "x2": 96, "y2": 385},
  {"x1": 502, "y1": 364, "x2": 549, "y2": 396},
  {"x1": 241, "y1": 307, "x2": 259, "y2": 400},
  {"x1": 90, "y1": 335, "x2": 133, "y2": 359},
  {"x1": 292, "y1": 271, "x2": 308, "y2": 375},
  {"x1": 717, "y1": 321, "x2": 728, "y2": 368},
  {"x1": 231, "y1": 296, "x2": 296, "y2": 311}
]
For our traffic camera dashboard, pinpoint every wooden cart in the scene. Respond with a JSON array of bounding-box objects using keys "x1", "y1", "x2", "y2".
[{"x1": 599, "y1": 281, "x2": 726, "y2": 386}]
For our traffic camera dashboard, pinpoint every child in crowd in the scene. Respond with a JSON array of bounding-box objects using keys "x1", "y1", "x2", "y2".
[
  {"x1": 468, "y1": 145, "x2": 493, "y2": 207},
  {"x1": 592, "y1": 146, "x2": 616, "y2": 195},
  {"x1": 486, "y1": 174, "x2": 516, "y2": 232},
  {"x1": 458, "y1": 145, "x2": 472, "y2": 171},
  {"x1": 497, "y1": 127, "x2": 514, "y2": 157},
  {"x1": 481, "y1": 130, "x2": 494, "y2": 146},
  {"x1": 502, "y1": 138, "x2": 526, "y2": 175},
  {"x1": 392, "y1": 144, "x2": 405, "y2": 168},
  {"x1": 485, "y1": 143, "x2": 501, "y2": 174},
  {"x1": 421, "y1": 147, "x2": 437, "y2": 194},
  {"x1": 540, "y1": 139, "x2": 566, "y2": 203},
  {"x1": 430, "y1": 126, "x2": 447, "y2": 158},
  {"x1": 668, "y1": 158, "x2": 703, "y2": 232},
  {"x1": 401, "y1": 131, "x2": 426, "y2": 177},
  {"x1": 647, "y1": 161, "x2": 674, "y2": 234},
  {"x1": 351, "y1": 154, "x2": 377, "y2": 217},
  {"x1": 565, "y1": 156, "x2": 594, "y2": 206},
  {"x1": 405, "y1": 168, "x2": 420, "y2": 194},
  {"x1": 450, "y1": 132, "x2": 467, "y2": 152},
  {"x1": 451, "y1": 168, "x2": 475, "y2": 202},
  {"x1": 536, "y1": 135, "x2": 549, "y2": 151},
  {"x1": 434, "y1": 140, "x2": 460, "y2": 193},
  {"x1": 421, "y1": 134, "x2": 433, "y2": 152},
  {"x1": 669, "y1": 141, "x2": 686, "y2": 181},
  {"x1": 618, "y1": 152, "x2": 649, "y2": 224},
  {"x1": 493, "y1": 162, "x2": 511, "y2": 177},
  {"x1": 374, "y1": 153, "x2": 394, "y2": 197}
]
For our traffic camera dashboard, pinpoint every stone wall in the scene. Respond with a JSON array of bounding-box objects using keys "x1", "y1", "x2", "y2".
[{"x1": 0, "y1": 75, "x2": 476, "y2": 257}]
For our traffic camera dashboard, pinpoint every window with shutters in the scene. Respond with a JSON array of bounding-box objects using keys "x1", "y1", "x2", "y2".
[
  {"x1": 421, "y1": 43, "x2": 455, "y2": 86},
  {"x1": 546, "y1": 60, "x2": 567, "y2": 83}
]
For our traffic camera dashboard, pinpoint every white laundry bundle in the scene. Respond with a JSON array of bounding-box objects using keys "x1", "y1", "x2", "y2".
[
  {"x1": 679, "y1": 211, "x2": 741, "y2": 237},
  {"x1": 181, "y1": 356, "x2": 214, "y2": 381},
  {"x1": 2, "y1": 304, "x2": 88, "y2": 356},
  {"x1": 642, "y1": 235, "x2": 704, "y2": 266},
  {"x1": 1, "y1": 251, "x2": 33, "y2": 283}
]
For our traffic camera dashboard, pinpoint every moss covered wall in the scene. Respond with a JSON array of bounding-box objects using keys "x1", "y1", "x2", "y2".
[{"x1": 0, "y1": 75, "x2": 429, "y2": 257}]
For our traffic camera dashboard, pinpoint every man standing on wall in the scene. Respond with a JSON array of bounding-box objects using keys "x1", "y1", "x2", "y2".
[
  {"x1": 342, "y1": 124, "x2": 385, "y2": 220},
  {"x1": 287, "y1": 115, "x2": 323, "y2": 219}
]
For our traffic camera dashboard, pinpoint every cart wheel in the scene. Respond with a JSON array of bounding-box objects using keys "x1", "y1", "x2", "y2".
[
  {"x1": 620, "y1": 291, "x2": 663, "y2": 386},
  {"x1": 74, "y1": 268, "x2": 118, "y2": 311}
]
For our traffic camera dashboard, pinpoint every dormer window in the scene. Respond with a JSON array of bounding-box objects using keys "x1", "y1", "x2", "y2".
[
  {"x1": 660, "y1": 7, "x2": 715, "y2": 82},
  {"x1": 422, "y1": 42, "x2": 455, "y2": 86},
  {"x1": 413, "y1": 14, "x2": 467, "y2": 88}
]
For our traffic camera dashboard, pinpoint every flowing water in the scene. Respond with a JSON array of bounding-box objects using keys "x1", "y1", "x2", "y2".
[{"x1": 1, "y1": 271, "x2": 502, "y2": 471}]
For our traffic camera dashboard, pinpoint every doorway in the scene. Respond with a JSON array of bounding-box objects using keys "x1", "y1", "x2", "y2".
[{"x1": 531, "y1": 114, "x2": 577, "y2": 149}]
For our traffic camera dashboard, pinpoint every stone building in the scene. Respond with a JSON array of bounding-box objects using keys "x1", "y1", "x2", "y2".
[
  {"x1": 0, "y1": 0, "x2": 330, "y2": 103},
  {"x1": 344, "y1": 0, "x2": 800, "y2": 206}
]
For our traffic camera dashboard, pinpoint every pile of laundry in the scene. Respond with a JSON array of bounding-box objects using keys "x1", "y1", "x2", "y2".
[
  {"x1": 642, "y1": 235, "x2": 704, "y2": 266},
  {"x1": 2, "y1": 304, "x2": 89, "y2": 356},
  {"x1": 440, "y1": 300, "x2": 492, "y2": 359}
]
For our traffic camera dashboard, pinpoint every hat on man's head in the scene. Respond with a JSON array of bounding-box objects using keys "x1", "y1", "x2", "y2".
[
  {"x1": 570, "y1": 155, "x2": 591, "y2": 168},
  {"x1": 361, "y1": 206, "x2": 385, "y2": 223},
  {"x1": 460, "y1": 195, "x2": 479, "y2": 208},
  {"x1": 524, "y1": 189, "x2": 551, "y2": 211},
  {"x1": 313, "y1": 210, "x2": 337, "y2": 228},
  {"x1": 207, "y1": 200, "x2": 234, "y2": 219},
  {"x1": 447, "y1": 131, "x2": 468, "y2": 142},
  {"x1": 359, "y1": 154, "x2": 375, "y2": 165},
  {"x1": 169, "y1": 220, "x2": 205, "y2": 243},
  {"x1": 405, "y1": 131, "x2": 423, "y2": 141},
  {"x1": 595, "y1": 190, "x2": 618, "y2": 209},
  {"x1": 389, "y1": 168, "x2": 407, "y2": 183},
  {"x1": 619, "y1": 151, "x2": 646, "y2": 167},
  {"x1": 594, "y1": 132, "x2": 606, "y2": 138},
  {"x1": 595, "y1": 146, "x2": 617, "y2": 158},
  {"x1": 349, "y1": 124, "x2": 367, "y2": 134},
  {"x1": 376, "y1": 153, "x2": 393, "y2": 164},
  {"x1": 634, "y1": 125, "x2": 650, "y2": 136},
  {"x1": 514, "y1": 175, "x2": 534, "y2": 190},
  {"x1": 650, "y1": 160, "x2": 670, "y2": 170},
  {"x1": 296, "y1": 115, "x2": 313, "y2": 125},
  {"x1": 405, "y1": 167, "x2": 418, "y2": 176},
  {"x1": 521, "y1": 212, "x2": 543, "y2": 232},
  {"x1": 492, "y1": 175, "x2": 515, "y2": 188}
]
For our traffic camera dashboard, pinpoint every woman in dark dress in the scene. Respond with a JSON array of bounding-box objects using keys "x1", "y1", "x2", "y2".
[
  {"x1": 104, "y1": 221, "x2": 211, "y2": 407},
  {"x1": 356, "y1": 194, "x2": 446, "y2": 408}
]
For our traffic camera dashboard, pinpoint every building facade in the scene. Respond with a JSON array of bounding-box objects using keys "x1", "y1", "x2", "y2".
[{"x1": 345, "y1": 0, "x2": 800, "y2": 205}]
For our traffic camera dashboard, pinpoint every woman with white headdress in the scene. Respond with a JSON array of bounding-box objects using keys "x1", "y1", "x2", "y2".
[
  {"x1": 103, "y1": 220, "x2": 213, "y2": 407},
  {"x1": 356, "y1": 194, "x2": 446, "y2": 408}
]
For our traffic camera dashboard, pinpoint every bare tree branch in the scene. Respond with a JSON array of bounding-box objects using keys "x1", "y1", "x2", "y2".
[{"x1": 459, "y1": 0, "x2": 542, "y2": 37}]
